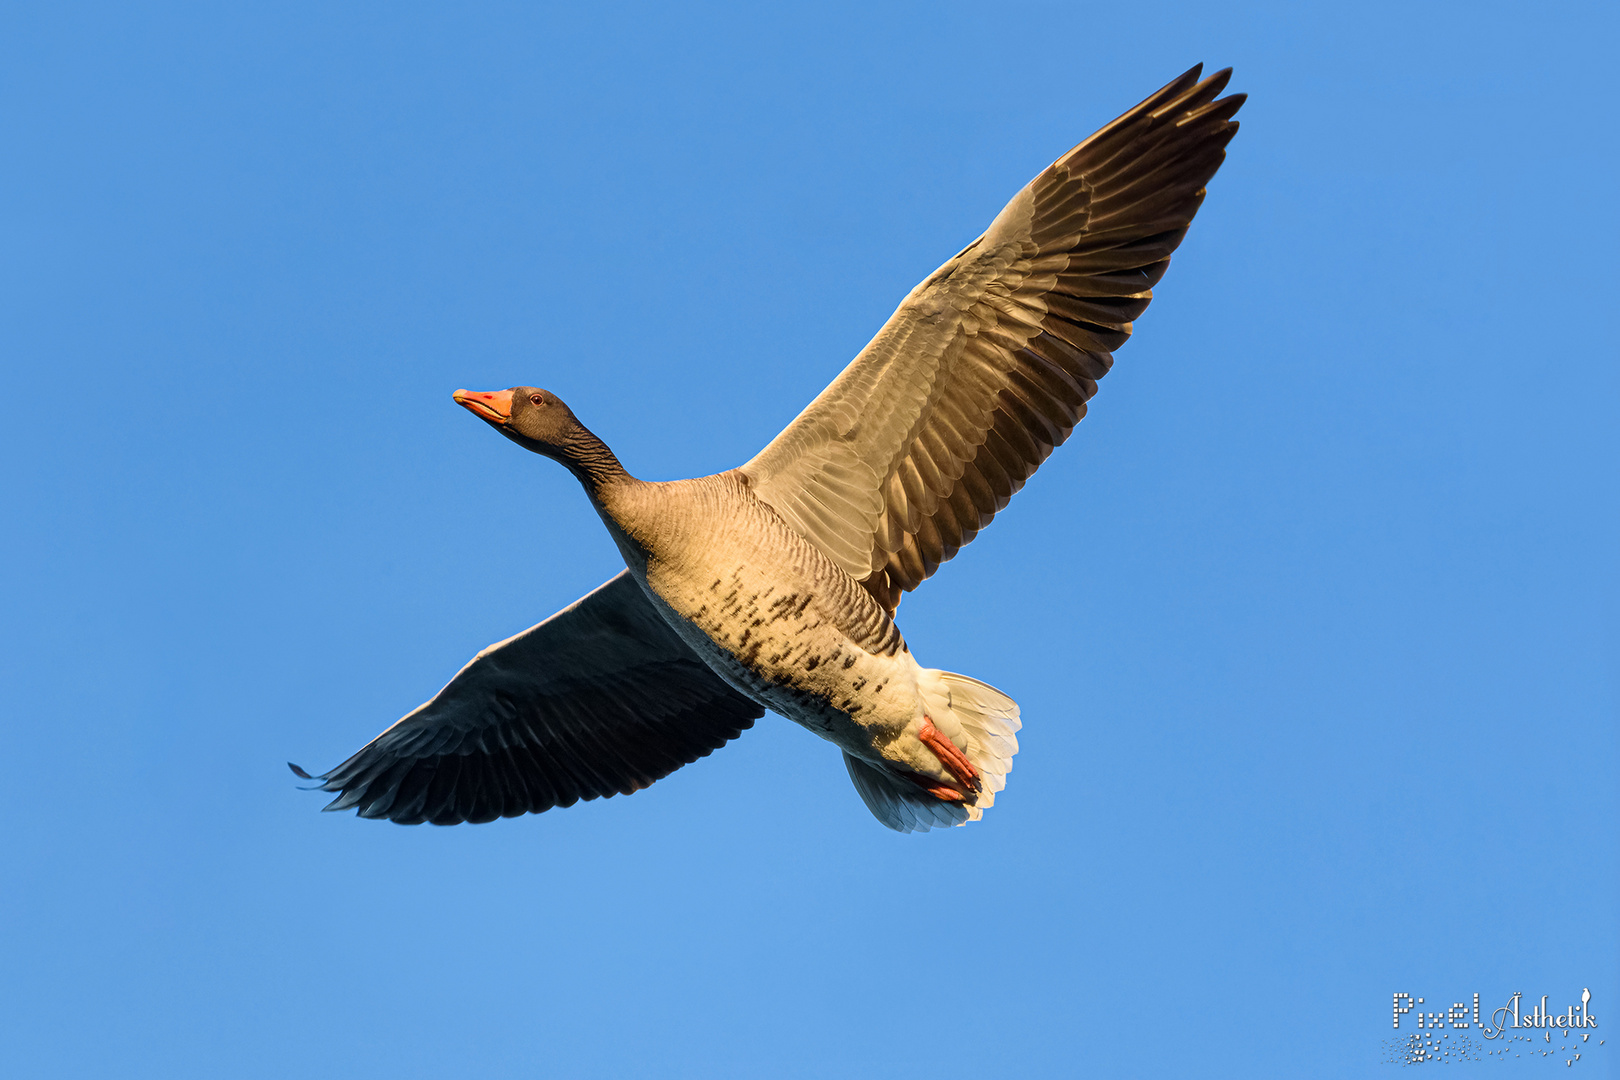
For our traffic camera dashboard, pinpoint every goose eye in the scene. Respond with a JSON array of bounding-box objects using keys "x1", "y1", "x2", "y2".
[{"x1": 530, "y1": 394, "x2": 545, "y2": 406}]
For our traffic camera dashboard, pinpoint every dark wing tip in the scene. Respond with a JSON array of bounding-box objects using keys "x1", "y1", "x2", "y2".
[
  {"x1": 1151, "y1": 64, "x2": 1206, "y2": 110},
  {"x1": 1181, "y1": 92, "x2": 1246, "y2": 129},
  {"x1": 288, "y1": 761, "x2": 315, "y2": 780}
]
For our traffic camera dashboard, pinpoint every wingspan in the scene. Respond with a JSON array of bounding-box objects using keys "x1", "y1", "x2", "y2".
[
  {"x1": 741, "y1": 65, "x2": 1244, "y2": 612},
  {"x1": 295, "y1": 572, "x2": 765, "y2": 825}
]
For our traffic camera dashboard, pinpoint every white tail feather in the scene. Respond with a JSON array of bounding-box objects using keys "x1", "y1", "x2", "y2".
[{"x1": 845, "y1": 670, "x2": 1022, "y2": 832}]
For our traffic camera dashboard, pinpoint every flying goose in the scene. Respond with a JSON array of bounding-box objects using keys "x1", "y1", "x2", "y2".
[{"x1": 291, "y1": 65, "x2": 1244, "y2": 832}]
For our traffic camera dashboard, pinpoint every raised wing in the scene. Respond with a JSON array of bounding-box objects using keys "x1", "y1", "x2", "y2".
[
  {"x1": 740, "y1": 65, "x2": 1243, "y2": 612},
  {"x1": 294, "y1": 572, "x2": 764, "y2": 825}
]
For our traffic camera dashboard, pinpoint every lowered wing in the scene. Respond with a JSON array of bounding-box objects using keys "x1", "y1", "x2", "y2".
[{"x1": 294, "y1": 572, "x2": 764, "y2": 825}]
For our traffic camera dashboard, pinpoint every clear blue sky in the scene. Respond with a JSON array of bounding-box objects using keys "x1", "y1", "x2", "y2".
[{"x1": 2, "y1": 2, "x2": 1615, "y2": 1077}]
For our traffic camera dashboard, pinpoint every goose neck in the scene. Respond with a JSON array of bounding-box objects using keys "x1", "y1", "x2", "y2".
[{"x1": 557, "y1": 427, "x2": 632, "y2": 496}]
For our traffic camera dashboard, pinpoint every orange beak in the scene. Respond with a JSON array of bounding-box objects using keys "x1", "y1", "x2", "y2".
[{"x1": 452, "y1": 388, "x2": 514, "y2": 425}]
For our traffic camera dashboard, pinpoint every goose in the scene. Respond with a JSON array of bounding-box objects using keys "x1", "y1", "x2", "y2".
[{"x1": 291, "y1": 65, "x2": 1244, "y2": 832}]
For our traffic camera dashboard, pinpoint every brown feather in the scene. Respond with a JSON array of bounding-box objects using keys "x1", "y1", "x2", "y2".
[{"x1": 739, "y1": 69, "x2": 1242, "y2": 615}]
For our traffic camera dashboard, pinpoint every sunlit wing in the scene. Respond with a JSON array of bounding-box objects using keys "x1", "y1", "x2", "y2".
[
  {"x1": 294, "y1": 572, "x2": 765, "y2": 825},
  {"x1": 740, "y1": 65, "x2": 1244, "y2": 612}
]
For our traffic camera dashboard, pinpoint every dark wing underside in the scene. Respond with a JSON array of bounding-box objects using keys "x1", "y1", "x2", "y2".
[{"x1": 295, "y1": 572, "x2": 765, "y2": 825}]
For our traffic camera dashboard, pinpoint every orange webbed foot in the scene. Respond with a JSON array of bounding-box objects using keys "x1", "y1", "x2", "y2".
[{"x1": 917, "y1": 717, "x2": 981, "y2": 799}]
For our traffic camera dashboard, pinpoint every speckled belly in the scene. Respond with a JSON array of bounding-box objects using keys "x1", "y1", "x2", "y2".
[{"x1": 641, "y1": 563, "x2": 922, "y2": 755}]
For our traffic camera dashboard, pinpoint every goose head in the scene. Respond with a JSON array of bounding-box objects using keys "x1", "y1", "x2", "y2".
[
  {"x1": 452, "y1": 386, "x2": 625, "y2": 487},
  {"x1": 453, "y1": 386, "x2": 580, "y2": 454}
]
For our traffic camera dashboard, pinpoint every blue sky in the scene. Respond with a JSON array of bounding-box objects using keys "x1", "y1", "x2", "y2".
[{"x1": 2, "y1": 2, "x2": 1615, "y2": 1076}]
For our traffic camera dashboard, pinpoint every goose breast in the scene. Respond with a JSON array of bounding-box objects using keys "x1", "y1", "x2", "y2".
[{"x1": 600, "y1": 472, "x2": 926, "y2": 750}]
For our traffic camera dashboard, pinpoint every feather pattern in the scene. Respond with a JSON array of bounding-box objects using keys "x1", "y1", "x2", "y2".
[{"x1": 741, "y1": 65, "x2": 1243, "y2": 612}]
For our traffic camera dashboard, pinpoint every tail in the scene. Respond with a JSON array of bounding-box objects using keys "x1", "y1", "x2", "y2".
[{"x1": 843, "y1": 670, "x2": 1022, "y2": 833}]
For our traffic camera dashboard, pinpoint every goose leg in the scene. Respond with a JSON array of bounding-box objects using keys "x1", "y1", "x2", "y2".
[{"x1": 917, "y1": 717, "x2": 981, "y2": 797}]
